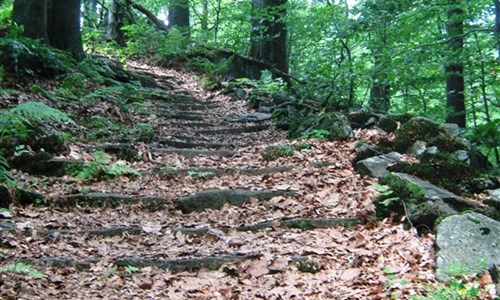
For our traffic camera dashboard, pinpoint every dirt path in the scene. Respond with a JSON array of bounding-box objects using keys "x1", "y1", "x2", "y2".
[{"x1": 0, "y1": 63, "x2": 435, "y2": 299}]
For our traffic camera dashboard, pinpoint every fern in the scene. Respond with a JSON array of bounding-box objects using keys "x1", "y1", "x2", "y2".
[
  {"x1": 0, "y1": 155, "x2": 15, "y2": 186},
  {"x1": 76, "y1": 151, "x2": 140, "y2": 181},
  {"x1": 0, "y1": 262, "x2": 44, "y2": 279},
  {"x1": 10, "y1": 101, "x2": 75, "y2": 125}
]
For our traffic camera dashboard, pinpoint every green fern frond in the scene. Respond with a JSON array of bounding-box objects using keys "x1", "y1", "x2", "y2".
[
  {"x1": 0, "y1": 155, "x2": 15, "y2": 186},
  {"x1": 10, "y1": 101, "x2": 75, "y2": 125}
]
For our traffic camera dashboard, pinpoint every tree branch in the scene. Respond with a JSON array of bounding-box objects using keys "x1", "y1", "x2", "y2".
[{"x1": 127, "y1": 0, "x2": 169, "y2": 32}]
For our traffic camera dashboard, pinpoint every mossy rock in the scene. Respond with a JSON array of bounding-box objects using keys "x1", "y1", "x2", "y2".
[
  {"x1": 428, "y1": 133, "x2": 467, "y2": 152},
  {"x1": 317, "y1": 112, "x2": 354, "y2": 141},
  {"x1": 348, "y1": 109, "x2": 373, "y2": 129},
  {"x1": 15, "y1": 189, "x2": 46, "y2": 206},
  {"x1": 394, "y1": 117, "x2": 444, "y2": 152},
  {"x1": 388, "y1": 157, "x2": 478, "y2": 195}
]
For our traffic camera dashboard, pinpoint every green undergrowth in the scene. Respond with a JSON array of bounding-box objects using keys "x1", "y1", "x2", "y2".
[
  {"x1": 262, "y1": 145, "x2": 296, "y2": 161},
  {"x1": 75, "y1": 151, "x2": 140, "y2": 181},
  {"x1": 375, "y1": 174, "x2": 425, "y2": 221}
]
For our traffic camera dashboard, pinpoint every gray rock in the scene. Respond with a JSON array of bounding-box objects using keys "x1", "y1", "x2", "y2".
[
  {"x1": 353, "y1": 144, "x2": 380, "y2": 163},
  {"x1": 355, "y1": 152, "x2": 402, "y2": 178},
  {"x1": 486, "y1": 189, "x2": 500, "y2": 210},
  {"x1": 424, "y1": 146, "x2": 438, "y2": 156},
  {"x1": 408, "y1": 140, "x2": 427, "y2": 156},
  {"x1": 452, "y1": 150, "x2": 470, "y2": 163},
  {"x1": 436, "y1": 212, "x2": 500, "y2": 281},
  {"x1": 440, "y1": 123, "x2": 460, "y2": 137},
  {"x1": 228, "y1": 113, "x2": 272, "y2": 122},
  {"x1": 391, "y1": 173, "x2": 496, "y2": 218},
  {"x1": 317, "y1": 112, "x2": 354, "y2": 141}
]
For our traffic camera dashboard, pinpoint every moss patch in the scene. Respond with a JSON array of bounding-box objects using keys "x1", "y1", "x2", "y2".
[{"x1": 394, "y1": 117, "x2": 443, "y2": 152}]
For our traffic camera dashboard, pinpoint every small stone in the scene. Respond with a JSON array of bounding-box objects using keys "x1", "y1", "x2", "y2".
[{"x1": 408, "y1": 140, "x2": 427, "y2": 156}]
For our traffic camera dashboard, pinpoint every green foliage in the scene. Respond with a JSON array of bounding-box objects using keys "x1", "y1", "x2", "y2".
[
  {"x1": 0, "y1": 155, "x2": 15, "y2": 186},
  {"x1": 0, "y1": 101, "x2": 75, "y2": 144},
  {"x1": 262, "y1": 145, "x2": 295, "y2": 161},
  {"x1": 0, "y1": 262, "x2": 44, "y2": 279},
  {"x1": 76, "y1": 151, "x2": 140, "y2": 181},
  {"x1": 375, "y1": 174, "x2": 425, "y2": 220},
  {"x1": 136, "y1": 123, "x2": 154, "y2": 143},
  {"x1": 465, "y1": 119, "x2": 500, "y2": 162},
  {"x1": 0, "y1": 35, "x2": 74, "y2": 77},
  {"x1": 297, "y1": 220, "x2": 310, "y2": 231},
  {"x1": 188, "y1": 169, "x2": 215, "y2": 179},
  {"x1": 0, "y1": 2, "x2": 12, "y2": 28},
  {"x1": 301, "y1": 129, "x2": 330, "y2": 140},
  {"x1": 124, "y1": 265, "x2": 139, "y2": 274}
]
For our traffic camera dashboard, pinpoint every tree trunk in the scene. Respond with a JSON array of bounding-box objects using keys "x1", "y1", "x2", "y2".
[
  {"x1": 168, "y1": 0, "x2": 190, "y2": 35},
  {"x1": 495, "y1": 0, "x2": 500, "y2": 63},
  {"x1": 129, "y1": 0, "x2": 169, "y2": 32},
  {"x1": 249, "y1": 0, "x2": 288, "y2": 77},
  {"x1": 107, "y1": 0, "x2": 126, "y2": 46},
  {"x1": 83, "y1": 0, "x2": 98, "y2": 29},
  {"x1": 201, "y1": 0, "x2": 208, "y2": 31},
  {"x1": 445, "y1": 0, "x2": 465, "y2": 127},
  {"x1": 12, "y1": 0, "x2": 48, "y2": 41}
]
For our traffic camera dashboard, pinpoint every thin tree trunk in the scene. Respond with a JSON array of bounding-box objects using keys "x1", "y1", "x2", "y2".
[
  {"x1": 494, "y1": 0, "x2": 500, "y2": 63},
  {"x1": 214, "y1": 0, "x2": 222, "y2": 43},
  {"x1": 445, "y1": 0, "x2": 465, "y2": 127},
  {"x1": 201, "y1": 0, "x2": 208, "y2": 31},
  {"x1": 249, "y1": 0, "x2": 288, "y2": 75},
  {"x1": 107, "y1": 0, "x2": 126, "y2": 46}
]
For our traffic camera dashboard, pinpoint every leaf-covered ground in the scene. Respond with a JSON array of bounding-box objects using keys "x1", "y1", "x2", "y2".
[{"x1": 0, "y1": 61, "x2": 474, "y2": 299}]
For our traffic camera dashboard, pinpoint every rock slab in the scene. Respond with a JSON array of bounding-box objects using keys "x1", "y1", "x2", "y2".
[{"x1": 436, "y1": 212, "x2": 500, "y2": 281}]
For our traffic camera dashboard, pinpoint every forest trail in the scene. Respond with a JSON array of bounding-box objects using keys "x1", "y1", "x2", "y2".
[{"x1": 0, "y1": 62, "x2": 435, "y2": 299}]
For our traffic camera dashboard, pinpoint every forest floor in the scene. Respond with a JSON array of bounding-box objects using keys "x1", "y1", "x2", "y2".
[{"x1": 0, "y1": 61, "x2": 442, "y2": 299}]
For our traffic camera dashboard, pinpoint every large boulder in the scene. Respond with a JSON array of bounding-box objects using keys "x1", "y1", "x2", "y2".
[
  {"x1": 436, "y1": 212, "x2": 500, "y2": 281},
  {"x1": 355, "y1": 152, "x2": 402, "y2": 178}
]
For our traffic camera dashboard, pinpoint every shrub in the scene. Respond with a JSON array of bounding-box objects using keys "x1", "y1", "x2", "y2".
[{"x1": 76, "y1": 151, "x2": 140, "y2": 181}]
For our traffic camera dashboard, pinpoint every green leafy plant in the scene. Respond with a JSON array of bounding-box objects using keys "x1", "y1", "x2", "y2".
[
  {"x1": 188, "y1": 169, "x2": 215, "y2": 179},
  {"x1": 0, "y1": 155, "x2": 15, "y2": 186},
  {"x1": 124, "y1": 265, "x2": 139, "y2": 274},
  {"x1": 301, "y1": 129, "x2": 331, "y2": 140},
  {"x1": 372, "y1": 182, "x2": 400, "y2": 207},
  {"x1": 0, "y1": 101, "x2": 75, "y2": 144},
  {"x1": 262, "y1": 145, "x2": 295, "y2": 161},
  {"x1": 0, "y1": 262, "x2": 44, "y2": 279},
  {"x1": 136, "y1": 123, "x2": 154, "y2": 143},
  {"x1": 297, "y1": 220, "x2": 311, "y2": 231},
  {"x1": 76, "y1": 151, "x2": 140, "y2": 181}
]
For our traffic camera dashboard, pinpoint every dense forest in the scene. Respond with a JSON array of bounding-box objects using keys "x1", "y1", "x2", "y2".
[{"x1": 0, "y1": 0, "x2": 499, "y2": 298}]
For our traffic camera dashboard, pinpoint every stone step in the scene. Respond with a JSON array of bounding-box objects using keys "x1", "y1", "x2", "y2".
[
  {"x1": 176, "y1": 189, "x2": 296, "y2": 213},
  {"x1": 5, "y1": 216, "x2": 362, "y2": 239},
  {"x1": 151, "y1": 147, "x2": 238, "y2": 157},
  {"x1": 195, "y1": 124, "x2": 271, "y2": 135},
  {"x1": 159, "y1": 139, "x2": 248, "y2": 150},
  {"x1": 19, "y1": 254, "x2": 309, "y2": 273},
  {"x1": 152, "y1": 165, "x2": 293, "y2": 178}
]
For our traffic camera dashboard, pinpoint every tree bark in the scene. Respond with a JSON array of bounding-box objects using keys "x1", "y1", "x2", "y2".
[
  {"x1": 249, "y1": 0, "x2": 288, "y2": 77},
  {"x1": 445, "y1": 0, "x2": 465, "y2": 127},
  {"x1": 12, "y1": 0, "x2": 48, "y2": 41},
  {"x1": 128, "y1": 0, "x2": 169, "y2": 32},
  {"x1": 107, "y1": 0, "x2": 126, "y2": 46},
  {"x1": 495, "y1": 0, "x2": 500, "y2": 63},
  {"x1": 168, "y1": 0, "x2": 190, "y2": 35}
]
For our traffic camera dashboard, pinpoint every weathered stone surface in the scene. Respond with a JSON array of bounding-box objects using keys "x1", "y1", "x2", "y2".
[
  {"x1": 228, "y1": 113, "x2": 272, "y2": 122},
  {"x1": 0, "y1": 186, "x2": 12, "y2": 208},
  {"x1": 486, "y1": 189, "x2": 500, "y2": 210},
  {"x1": 176, "y1": 189, "x2": 295, "y2": 213},
  {"x1": 152, "y1": 147, "x2": 238, "y2": 157},
  {"x1": 378, "y1": 116, "x2": 398, "y2": 133},
  {"x1": 353, "y1": 144, "x2": 380, "y2": 164},
  {"x1": 436, "y1": 212, "x2": 500, "y2": 281},
  {"x1": 440, "y1": 123, "x2": 460, "y2": 137},
  {"x1": 408, "y1": 140, "x2": 427, "y2": 156},
  {"x1": 115, "y1": 255, "x2": 258, "y2": 273},
  {"x1": 317, "y1": 112, "x2": 354, "y2": 141},
  {"x1": 14, "y1": 189, "x2": 46, "y2": 206},
  {"x1": 391, "y1": 173, "x2": 496, "y2": 217},
  {"x1": 355, "y1": 152, "x2": 402, "y2": 178}
]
